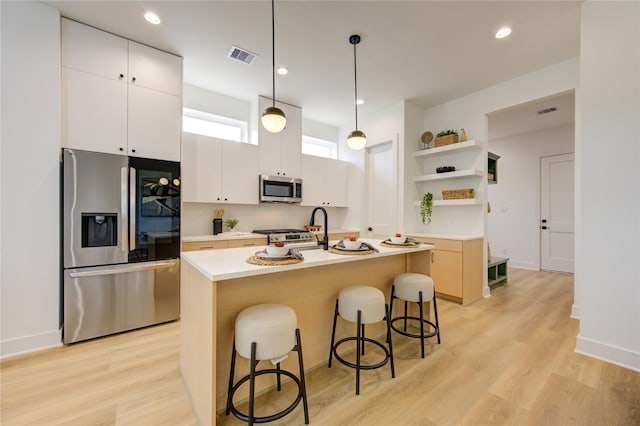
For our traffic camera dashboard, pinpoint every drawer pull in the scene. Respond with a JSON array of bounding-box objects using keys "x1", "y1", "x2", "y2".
[{"x1": 199, "y1": 246, "x2": 214, "y2": 250}]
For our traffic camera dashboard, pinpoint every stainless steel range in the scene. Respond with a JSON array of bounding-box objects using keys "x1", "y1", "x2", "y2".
[{"x1": 252, "y1": 229, "x2": 318, "y2": 250}]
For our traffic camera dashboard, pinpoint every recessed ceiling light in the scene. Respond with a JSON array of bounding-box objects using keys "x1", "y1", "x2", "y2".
[
  {"x1": 495, "y1": 27, "x2": 512, "y2": 39},
  {"x1": 277, "y1": 67, "x2": 288, "y2": 75},
  {"x1": 356, "y1": 99, "x2": 365, "y2": 105},
  {"x1": 144, "y1": 12, "x2": 161, "y2": 25}
]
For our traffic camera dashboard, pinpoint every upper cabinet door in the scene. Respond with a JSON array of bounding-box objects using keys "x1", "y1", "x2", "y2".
[
  {"x1": 128, "y1": 85, "x2": 182, "y2": 162},
  {"x1": 181, "y1": 133, "x2": 222, "y2": 203},
  {"x1": 325, "y1": 159, "x2": 349, "y2": 207},
  {"x1": 61, "y1": 18, "x2": 127, "y2": 82},
  {"x1": 128, "y1": 41, "x2": 182, "y2": 96},
  {"x1": 257, "y1": 96, "x2": 302, "y2": 177}
]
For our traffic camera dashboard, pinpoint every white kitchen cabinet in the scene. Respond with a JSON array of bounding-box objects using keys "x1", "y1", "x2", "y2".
[
  {"x1": 300, "y1": 155, "x2": 349, "y2": 207},
  {"x1": 61, "y1": 18, "x2": 182, "y2": 161},
  {"x1": 182, "y1": 134, "x2": 258, "y2": 205},
  {"x1": 258, "y1": 96, "x2": 302, "y2": 177}
]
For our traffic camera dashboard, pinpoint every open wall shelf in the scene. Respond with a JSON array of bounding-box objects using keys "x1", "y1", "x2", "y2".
[
  {"x1": 413, "y1": 199, "x2": 482, "y2": 207},
  {"x1": 414, "y1": 168, "x2": 484, "y2": 182},
  {"x1": 414, "y1": 139, "x2": 481, "y2": 158}
]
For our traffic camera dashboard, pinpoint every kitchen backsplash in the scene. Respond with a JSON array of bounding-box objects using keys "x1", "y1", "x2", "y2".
[{"x1": 182, "y1": 202, "x2": 348, "y2": 236}]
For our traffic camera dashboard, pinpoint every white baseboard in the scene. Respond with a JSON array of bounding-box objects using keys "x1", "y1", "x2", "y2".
[
  {"x1": 508, "y1": 261, "x2": 538, "y2": 270},
  {"x1": 570, "y1": 303, "x2": 580, "y2": 319},
  {"x1": 575, "y1": 334, "x2": 640, "y2": 373},
  {"x1": 1, "y1": 329, "x2": 62, "y2": 359}
]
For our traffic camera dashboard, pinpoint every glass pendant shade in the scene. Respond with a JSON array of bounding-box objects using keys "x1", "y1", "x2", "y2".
[
  {"x1": 347, "y1": 129, "x2": 367, "y2": 150},
  {"x1": 261, "y1": 106, "x2": 287, "y2": 133}
]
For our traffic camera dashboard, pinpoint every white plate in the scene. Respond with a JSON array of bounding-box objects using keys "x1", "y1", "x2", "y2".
[
  {"x1": 255, "y1": 251, "x2": 293, "y2": 260},
  {"x1": 333, "y1": 244, "x2": 370, "y2": 251}
]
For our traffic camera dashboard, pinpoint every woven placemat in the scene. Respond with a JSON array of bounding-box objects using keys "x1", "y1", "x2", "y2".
[
  {"x1": 380, "y1": 241, "x2": 421, "y2": 249},
  {"x1": 246, "y1": 256, "x2": 303, "y2": 266},
  {"x1": 329, "y1": 247, "x2": 375, "y2": 256}
]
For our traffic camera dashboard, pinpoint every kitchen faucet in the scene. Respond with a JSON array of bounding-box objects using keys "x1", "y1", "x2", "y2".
[{"x1": 310, "y1": 206, "x2": 329, "y2": 250}]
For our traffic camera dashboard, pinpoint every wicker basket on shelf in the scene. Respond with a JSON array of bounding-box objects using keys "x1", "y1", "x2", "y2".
[
  {"x1": 442, "y1": 188, "x2": 475, "y2": 200},
  {"x1": 434, "y1": 134, "x2": 459, "y2": 147}
]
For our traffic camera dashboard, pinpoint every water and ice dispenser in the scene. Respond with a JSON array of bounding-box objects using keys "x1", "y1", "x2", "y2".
[{"x1": 81, "y1": 213, "x2": 117, "y2": 247}]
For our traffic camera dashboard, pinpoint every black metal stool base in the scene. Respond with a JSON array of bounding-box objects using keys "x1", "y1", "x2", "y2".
[
  {"x1": 390, "y1": 285, "x2": 441, "y2": 359},
  {"x1": 227, "y1": 369, "x2": 303, "y2": 424},
  {"x1": 226, "y1": 328, "x2": 309, "y2": 426},
  {"x1": 332, "y1": 336, "x2": 391, "y2": 370}
]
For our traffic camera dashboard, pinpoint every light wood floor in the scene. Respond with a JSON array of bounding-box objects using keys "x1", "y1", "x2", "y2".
[{"x1": 1, "y1": 268, "x2": 639, "y2": 425}]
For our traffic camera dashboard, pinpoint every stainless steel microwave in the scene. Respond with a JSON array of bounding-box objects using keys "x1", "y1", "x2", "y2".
[{"x1": 259, "y1": 175, "x2": 302, "y2": 203}]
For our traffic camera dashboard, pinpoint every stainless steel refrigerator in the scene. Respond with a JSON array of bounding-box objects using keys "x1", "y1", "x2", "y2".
[{"x1": 62, "y1": 149, "x2": 181, "y2": 344}]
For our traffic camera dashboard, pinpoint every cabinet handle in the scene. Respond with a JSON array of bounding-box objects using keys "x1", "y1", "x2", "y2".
[
  {"x1": 199, "y1": 246, "x2": 214, "y2": 250},
  {"x1": 119, "y1": 147, "x2": 124, "y2": 152},
  {"x1": 224, "y1": 198, "x2": 228, "y2": 201},
  {"x1": 131, "y1": 76, "x2": 137, "y2": 83},
  {"x1": 118, "y1": 73, "x2": 124, "y2": 80},
  {"x1": 367, "y1": 227, "x2": 373, "y2": 232},
  {"x1": 216, "y1": 197, "x2": 221, "y2": 201},
  {"x1": 131, "y1": 149, "x2": 136, "y2": 153},
  {"x1": 431, "y1": 252, "x2": 435, "y2": 263}
]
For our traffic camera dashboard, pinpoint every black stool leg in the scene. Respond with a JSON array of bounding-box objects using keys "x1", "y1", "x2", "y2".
[
  {"x1": 433, "y1": 290, "x2": 441, "y2": 344},
  {"x1": 248, "y1": 342, "x2": 257, "y2": 426},
  {"x1": 403, "y1": 300, "x2": 408, "y2": 331},
  {"x1": 418, "y1": 290, "x2": 425, "y2": 358},
  {"x1": 226, "y1": 339, "x2": 237, "y2": 415},
  {"x1": 361, "y1": 324, "x2": 365, "y2": 355},
  {"x1": 388, "y1": 285, "x2": 396, "y2": 343},
  {"x1": 328, "y1": 299, "x2": 339, "y2": 367},
  {"x1": 385, "y1": 303, "x2": 395, "y2": 378},
  {"x1": 295, "y1": 328, "x2": 310, "y2": 425},
  {"x1": 356, "y1": 309, "x2": 362, "y2": 395},
  {"x1": 276, "y1": 362, "x2": 282, "y2": 391}
]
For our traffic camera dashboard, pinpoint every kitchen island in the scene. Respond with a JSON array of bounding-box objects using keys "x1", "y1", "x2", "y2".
[{"x1": 179, "y1": 238, "x2": 434, "y2": 425}]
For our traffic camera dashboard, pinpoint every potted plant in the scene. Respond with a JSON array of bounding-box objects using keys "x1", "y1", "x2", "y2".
[
  {"x1": 435, "y1": 129, "x2": 459, "y2": 147},
  {"x1": 420, "y1": 192, "x2": 433, "y2": 224},
  {"x1": 225, "y1": 218, "x2": 239, "y2": 231}
]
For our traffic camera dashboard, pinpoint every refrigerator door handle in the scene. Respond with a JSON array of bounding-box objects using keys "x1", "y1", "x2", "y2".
[
  {"x1": 121, "y1": 166, "x2": 129, "y2": 252},
  {"x1": 129, "y1": 167, "x2": 137, "y2": 251},
  {"x1": 68, "y1": 260, "x2": 178, "y2": 278}
]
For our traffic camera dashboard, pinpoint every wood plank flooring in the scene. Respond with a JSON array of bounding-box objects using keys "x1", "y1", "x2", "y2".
[{"x1": 2, "y1": 268, "x2": 639, "y2": 425}]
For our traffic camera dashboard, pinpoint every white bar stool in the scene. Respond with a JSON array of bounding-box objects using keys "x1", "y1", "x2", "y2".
[
  {"x1": 390, "y1": 273, "x2": 441, "y2": 358},
  {"x1": 328, "y1": 285, "x2": 395, "y2": 395},
  {"x1": 226, "y1": 303, "x2": 309, "y2": 426}
]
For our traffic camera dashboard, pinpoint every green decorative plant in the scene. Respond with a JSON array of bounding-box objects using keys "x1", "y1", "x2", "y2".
[
  {"x1": 224, "y1": 218, "x2": 239, "y2": 230},
  {"x1": 436, "y1": 129, "x2": 458, "y2": 137},
  {"x1": 420, "y1": 193, "x2": 433, "y2": 224}
]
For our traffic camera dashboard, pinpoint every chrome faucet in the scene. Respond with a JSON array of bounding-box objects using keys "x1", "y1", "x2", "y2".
[{"x1": 310, "y1": 206, "x2": 329, "y2": 250}]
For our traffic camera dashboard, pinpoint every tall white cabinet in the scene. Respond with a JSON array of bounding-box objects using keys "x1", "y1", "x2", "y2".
[
  {"x1": 61, "y1": 18, "x2": 182, "y2": 161},
  {"x1": 257, "y1": 96, "x2": 301, "y2": 177}
]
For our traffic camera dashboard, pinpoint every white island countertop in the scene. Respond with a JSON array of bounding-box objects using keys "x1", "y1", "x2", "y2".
[{"x1": 181, "y1": 238, "x2": 434, "y2": 282}]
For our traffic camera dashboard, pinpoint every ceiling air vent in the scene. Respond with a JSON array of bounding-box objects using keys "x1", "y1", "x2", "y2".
[
  {"x1": 537, "y1": 106, "x2": 558, "y2": 115},
  {"x1": 227, "y1": 46, "x2": 257, "y2": 65}
]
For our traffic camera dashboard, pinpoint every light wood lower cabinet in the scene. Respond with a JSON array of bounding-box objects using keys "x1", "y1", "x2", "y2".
[
  {"x1": 410, "y1": 236, "x2": 483, "y2": 305},
  {"x1": 182, "y1": 238, "x2": 266, "y2": 252}
]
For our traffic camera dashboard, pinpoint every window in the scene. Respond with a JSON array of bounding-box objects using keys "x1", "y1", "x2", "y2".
[
  {"x1": 302, "y1": 135, "x2": 337, "y2": 159},
  {"x1": 182, "y1": 108, "x2": 248, "y2": 143}
]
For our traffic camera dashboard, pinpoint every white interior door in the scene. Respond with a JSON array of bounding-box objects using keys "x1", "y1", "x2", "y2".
[
  {"x1": 366, "y1": 141, "x2": 396, "y2": 237},
  {"x1": 540, "y1": 153, "x2": 575, "y2": 273}
]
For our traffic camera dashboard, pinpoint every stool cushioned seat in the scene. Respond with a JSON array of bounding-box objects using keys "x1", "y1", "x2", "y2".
[
  {"x1": 235, "y1": 304, "x2": 296, "y2": 361},
  {"x1": 394, "y1": 273, "x2": 435, "y2": 302},
  {"x1": 338, "y1": 285, "x2": 386, "y2": 324}
]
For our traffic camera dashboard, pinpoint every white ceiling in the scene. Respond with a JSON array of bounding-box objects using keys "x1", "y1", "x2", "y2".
[{"x1": 46, "y1": 1, "x2": 581, "y2": 131}]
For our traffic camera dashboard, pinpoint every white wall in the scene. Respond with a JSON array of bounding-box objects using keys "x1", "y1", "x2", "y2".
[
  {"x1": 1, "y1": 2, "x2": 61, "y2": 357},
  {"x1": 487, "y1": 124, "x2": 574, "y2": 270},
  {"x1": 182, "y1": 202, "x2": 349, "y2": 236},
  {"x1": 576, "y1": 1, "x2": 639, "y2": 371}
]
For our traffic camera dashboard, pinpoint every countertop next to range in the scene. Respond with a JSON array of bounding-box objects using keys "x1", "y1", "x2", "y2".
[
  {"x1": 181, "y1": 237, "x2": 435, "y2": 282},
  {"x1": 181, "y1": 229, "x2": 359, "y2": 243}
]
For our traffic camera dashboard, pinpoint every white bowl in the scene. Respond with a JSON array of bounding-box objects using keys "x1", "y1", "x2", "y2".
[
  {"x1": 266, "y1": 245, "x2": 289, "y2": 256},
  {"x1": 390, "y1": 235, "x2": 406, "y2": 244},
  {"x1": 343, "y1": 239, "x2": 361, "y2": 250}
]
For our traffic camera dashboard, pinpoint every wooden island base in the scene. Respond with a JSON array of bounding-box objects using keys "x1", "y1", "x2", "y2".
[{"x1": 180, "y1": 248, "x2": 430, "y2": 425}]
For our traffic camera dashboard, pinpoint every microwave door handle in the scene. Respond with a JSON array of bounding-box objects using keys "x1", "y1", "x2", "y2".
[
  {"x1": 129, "y1": 167, "x2": 136, "y2": 251},
  {"x1": 121, "y1": 167, "x2": 129, "y2": 252}
]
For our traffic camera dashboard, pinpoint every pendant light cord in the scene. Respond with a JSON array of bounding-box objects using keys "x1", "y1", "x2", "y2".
[
  {"x1": 271, "y1": 0, "x2": 276, "y2": 108},
  {"x1": 353, "y1": 39, "x2": 358, "y2": 130}
]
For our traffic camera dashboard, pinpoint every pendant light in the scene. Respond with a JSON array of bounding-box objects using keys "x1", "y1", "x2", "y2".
[
  {"x1": 261, "y1": 0, "x2": 286, "y2": 133},
  {"x1": 347, "y1": 34, "x2": 366, "y2": 150}
]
